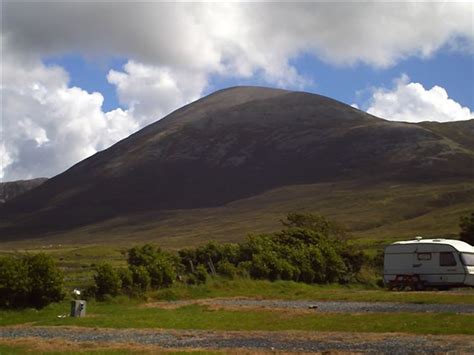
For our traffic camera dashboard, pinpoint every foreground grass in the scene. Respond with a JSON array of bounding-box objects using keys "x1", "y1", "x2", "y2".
[{"x1": 1, "y1": 297, "x2": 473, "y2": 335}]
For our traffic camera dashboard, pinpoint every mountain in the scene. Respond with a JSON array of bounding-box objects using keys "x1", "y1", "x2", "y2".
[
  {"x1": 0, "y1": 178, "x2": 48, "y2": 203},
  {"x1": 1, "y1": 86, "x2": 473, "y2": 244}
]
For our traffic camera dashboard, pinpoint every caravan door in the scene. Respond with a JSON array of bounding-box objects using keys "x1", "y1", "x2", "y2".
[
  {"x1": 413, "y1": 245, "x2": 438, "y2": 284},
  {"x1": 437, "y1": 251, "x2": 465, "y2": 285}
]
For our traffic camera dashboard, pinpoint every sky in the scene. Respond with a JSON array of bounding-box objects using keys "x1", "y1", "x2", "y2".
[{"x1": 1, "y1": 1, "x2": 473, "y2": 182}]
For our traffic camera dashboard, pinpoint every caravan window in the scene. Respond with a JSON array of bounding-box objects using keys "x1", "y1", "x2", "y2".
[
  {"x1": 417, "y1": 253, "x2": 432, "y2": 261},
  {"x1": 461, "y1": 253, "x2": 474, "y2": 266},
  {"x1": 439, "y1": 252, "x2": 456, "y2": 267}
]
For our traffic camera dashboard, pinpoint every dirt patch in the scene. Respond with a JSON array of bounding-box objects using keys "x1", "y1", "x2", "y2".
[{"x1": 0, "y1": 337, "x2": 349, "y2": 354}]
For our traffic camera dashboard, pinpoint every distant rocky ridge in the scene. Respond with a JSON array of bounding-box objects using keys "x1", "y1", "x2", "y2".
[
  {"x1": 0, "y1": 86, "x2": 473, "y2": 241},
  {"x1": 0, "y1": 178, "x2": 48, "y2": 203}
]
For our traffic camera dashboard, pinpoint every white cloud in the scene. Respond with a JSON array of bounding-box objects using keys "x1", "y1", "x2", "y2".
[
  {"x1": 367, "y1": 75, "x2": 473, "y2": 123},
  {"x1": 0, "y1": 143, "x2": 13, "y2": 180},
  {"x1": 107, "y1": 61, "x2": 207, "y2": 125},
  {"x1": 1, "y1": 51, "x2": 138, "y2": 180},
  {"x1": 3, "y1": 2, "x2": 472, "y2": 75}
]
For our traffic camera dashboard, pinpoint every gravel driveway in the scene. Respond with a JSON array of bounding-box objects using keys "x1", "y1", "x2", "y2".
[{"x1": 1, "y1": 327, "x2": 473, "y2": 354}]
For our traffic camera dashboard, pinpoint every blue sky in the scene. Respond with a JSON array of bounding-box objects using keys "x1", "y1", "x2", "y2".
[
  {"x1": 2, "y1": 2, "x2": 473, "y2": 180},
  {"x1": 44, "y1": 47, "x2": 473, "y2": 115},
  {"x1": 44, "y1": 55, "x2": 128, "y2": 112}
]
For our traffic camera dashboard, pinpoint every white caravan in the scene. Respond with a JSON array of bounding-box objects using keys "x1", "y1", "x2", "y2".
[{"x1": 384, "y1": 237, "x2": 474, "y2": 290}]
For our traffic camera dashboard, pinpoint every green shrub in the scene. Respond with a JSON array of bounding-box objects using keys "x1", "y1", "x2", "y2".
[
  {"x1": 459, "y1": 212, "x2": 474, "y2": 245},
  {"x1": 0, "y1": 253, "x2": 64, "y2": 309},
  {"x1": 128, "y1": 244, "x2": 177, "y2": 288},
  {"x1": 0, "y1": 256, "x2": 30, "y2": 308},
  {"x1": 194, "y1": 264, "x2": 208, "y2": 284},
  {"x1": 130, "y1": 265, "x2": 151, "y2": 293},
  {"x1": 281, "y1": 212, "x2": 347, "y2": 240},
  {"x1": 25, "y1": 254, "x2": 65, "y2": 309},
  {"x1": 179, "y1": 241, "x2": 241, "y2": 274},
  {"x1": 118, "y1": 267, "x2": 133, "y2": 294},
  {"x1": 217, "y1": 260, "x2": 238, "y2": 279},
  {"x1": 93, "y1": 263, "x2": 122, "y2": 300},
  {"x1": 178, "y1": 214, "x2": 364, "y2": 285}
]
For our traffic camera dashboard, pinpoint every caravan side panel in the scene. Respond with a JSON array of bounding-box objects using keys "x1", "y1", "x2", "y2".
[{"x1": 384, "y1": 242, "x2": 468, "y2": 287}]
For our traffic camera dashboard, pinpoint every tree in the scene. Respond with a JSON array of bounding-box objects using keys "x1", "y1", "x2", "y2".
[
  {"x1": 0, "y1": 256, "x2": 30, "y2": 308},
  {"x1": 117, "y1": 267, "x2": 133, "y2": 294},
  {"x1": 127, "y1": 244, "x2": 177, "y2": 288},
  {"x1": 0, "y1": 253, "x2": 64, "y2": 309},
  {"x1": 460, "y1": 212, "x2": 474, "y2": 245},
  {"x1": 281, "y1": 213, "x2": 347, "y2": 240},
  {"x1": 130, "y1": 265, "x2": 151, "y2": 294},
  {"x1": 25, "y1": 254, "x2": 65, "y2": 309},
  {"x1": 93, "y1": 263, "x2": 122, "y2": 299}
]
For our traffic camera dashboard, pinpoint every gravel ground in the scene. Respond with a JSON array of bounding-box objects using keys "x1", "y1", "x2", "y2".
[
  {"x1": 157, "y1": 299, "x2": 474, "y2": 313},
  {"x1": 1, "y1": 327, "x2": 473, "y2": 354}
]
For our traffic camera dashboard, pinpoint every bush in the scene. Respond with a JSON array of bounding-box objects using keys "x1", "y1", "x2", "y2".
[
  {"x1": 25, "y1": 254, "x2": 65, "y2": 309},
  {"x1": 128, "y1": 244, "x2": 177, "y2": 288},
  {"x1": 238, "y1": 226, "x2": 350, "y2": 284},
  {"x1": 0, "y1": 256, "x2": 30, "y2": 308},
  {"x1": 93, "y1": 263, "x2": 122, "y2": 300},
  {"x1": 118, "y1": 267, "x2": 133, "y2": 294},
  {"x1": 179, "y1": 241, "x2": 241, "y2": 273},
  {"x1": 459, "y1": 212, "x2": 474, "y2": 245},
  {"x1": 177, "y1": 213, "x2": 364, "y2": 285},
  {"x1": 0, "y1": 253, "x2": 64, "y2": 309},
  {"x1": 281, "y1": 212, "x2": 347, "y2": 240},
  {"x1": 216, "y1": 260, "x2": 238, "y2": 279},
  {"x1": 194, "y1": 264, "x2": 208, "y2": 284},
  {"x1": 130, "y1": 265, "x2": 151, "y2": 294}
]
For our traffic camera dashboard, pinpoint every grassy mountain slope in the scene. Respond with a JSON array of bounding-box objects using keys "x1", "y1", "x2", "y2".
[{"x1": 1, "y1": 179, "x2": 472, "y2": 249}]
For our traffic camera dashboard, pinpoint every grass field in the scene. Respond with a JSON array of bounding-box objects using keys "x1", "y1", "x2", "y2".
[
  {"x1": 1, "y1": 294, "x2": 473, "y2": 335},
  {"x1": 1, "y1": 264, "x2": 473, "y2": 354}
]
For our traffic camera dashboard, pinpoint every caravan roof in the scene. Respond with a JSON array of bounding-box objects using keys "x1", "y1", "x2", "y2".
[{"x1": 387, "y1": 238, "x2": 474, "y2": 253}]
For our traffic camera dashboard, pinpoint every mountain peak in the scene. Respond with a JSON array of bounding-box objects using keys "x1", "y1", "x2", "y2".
[{"x1": 1, "y1": 87, "x2": 473, "y2": 239}]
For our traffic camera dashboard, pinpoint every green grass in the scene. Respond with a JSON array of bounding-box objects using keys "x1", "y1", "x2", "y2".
[
  {"x1": 149, "y1": 278, "x2": 474, "y2": 304},
  {"x1": 1, "y1": 299, "x2": 472, "y2": 335}
]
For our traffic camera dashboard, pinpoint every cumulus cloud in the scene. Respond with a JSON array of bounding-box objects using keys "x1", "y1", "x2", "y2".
[
  {"x1": 1, "y1": 2, "x2": 473, "y2": 180},
  {"x1": 107, "y1": 61, "x2": 207, "y2": 125},
  {"x1": 367, "y1": 75, "x2": 473, "y2": 123},
  {"x1": 3, "y1": 2, "x2": 472, "y2": 74},
  {"x1": 1, "y1": 49, "x2": 138, "y2": 180}
]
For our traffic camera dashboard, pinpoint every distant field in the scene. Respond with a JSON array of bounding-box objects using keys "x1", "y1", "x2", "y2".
[{"x1": 1, "y1": 180, "x2": 472, "y2": 249}]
